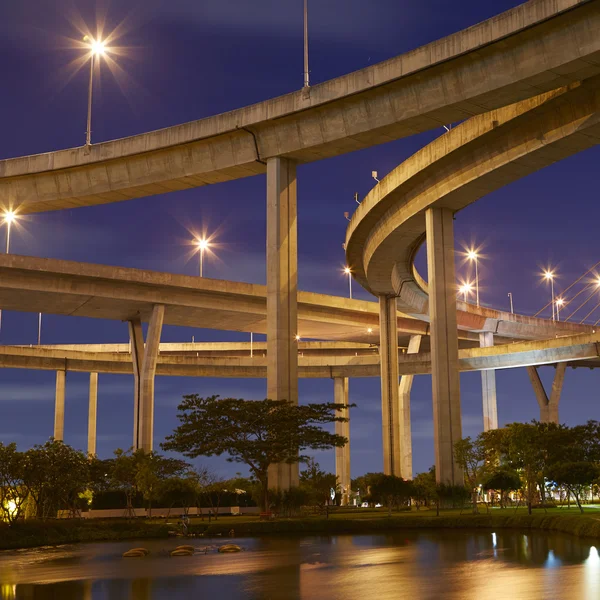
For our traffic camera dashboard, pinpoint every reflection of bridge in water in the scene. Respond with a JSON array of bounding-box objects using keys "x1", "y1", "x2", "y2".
[{"x1": 1, "y1": 0, "x2": 600, "y2": 496}]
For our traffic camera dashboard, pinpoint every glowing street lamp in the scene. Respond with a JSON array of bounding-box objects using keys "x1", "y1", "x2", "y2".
[
  {"x1": 196, "y1": 238, "x2": 210, "y2": 277},
  {"x1": 467, "y1": 249, "x2": 480, "y2": 306},
  {"x1": 556, "y1": 297, "x2": 564, "y2": 322},
  {"x1": 2, "y1": 210, "x2": 17, "y2": 254},
  {"x1": 458, "y1": 281, "x2": 473, "y2": 302},
  {"x1": 83, "y1": 35, "x2": 108, "y2": 146},
  {"x1": 1, "y1": 210, "x2": 18, "y2": 335},
  {"x1": 544, "y1": 270, "x2": 556, "y2": 321},
  {"x1": 343, "y1": 266, "x2": 353, "y2": 299}
]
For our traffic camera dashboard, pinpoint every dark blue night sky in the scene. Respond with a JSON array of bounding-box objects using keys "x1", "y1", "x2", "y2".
[{"x1": 1, "y1": 0, "x2": 598, "y2": 479}]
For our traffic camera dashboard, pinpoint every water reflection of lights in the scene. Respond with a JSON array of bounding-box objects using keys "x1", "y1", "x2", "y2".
[
  {"x1": 545, "y1": 549, "x2": 561, "y2": 568},
  {"x1": 585, "y1": 545, "x2": 600, "y2": 597},
  {"x1": 0, "y1": 584, "x2": 16, "y2": 600},
  {"x1": 492, "y1": 533, "x2": 497, "y2": 548}
]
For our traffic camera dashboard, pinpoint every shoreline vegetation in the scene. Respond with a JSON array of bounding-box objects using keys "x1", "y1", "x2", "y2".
[{"x1": 3, "y1": 509, "x2": 600, "y2": 551}]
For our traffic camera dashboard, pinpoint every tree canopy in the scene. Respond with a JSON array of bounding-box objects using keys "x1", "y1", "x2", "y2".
[{"x1": 162, "y1": 395, "x2": 350, "y2": 509}]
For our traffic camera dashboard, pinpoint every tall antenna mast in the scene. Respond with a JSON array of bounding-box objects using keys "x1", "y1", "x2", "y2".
[{"x1": 303, "y1": 0, "x2": 309, "y2": 87}]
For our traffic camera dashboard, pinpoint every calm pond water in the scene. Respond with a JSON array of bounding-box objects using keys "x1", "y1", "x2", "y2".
[{"x1": 0, "y1": 530, "x2": 598, "y2": 599}]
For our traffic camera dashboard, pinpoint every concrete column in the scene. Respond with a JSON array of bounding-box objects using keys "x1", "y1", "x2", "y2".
[
  {"x1": 425, "y1": 207, "x2": 463, "y2": 485},
  {"x1": 266, "y1": 157, "x2": 299, "y2": 491},
  {"x1": 479, "y1": 332, "x2": 498, "y2": 431},
  {"x1": 54, "y1": 370, "x2": 66, "y2": 441},
  {"x1": 128, "y1": 318, "x2": 144, "y2": 449},
  {"x1": 398, "y1": 334, "x2": 422, "y2": 479},
  {"x1": 139, "y1": 305, "x2": 165, "y2": 452},
  {"x1": 334, "y1": 377, "x2": 350, "y2": 505},
  {"x1": 379, "y1": 295, "x2": 400, "y2": 476},
  {"x1": 527, "y1": 363, "x2": 566, "y2": 424},
  {"x1": 88, "y1": 372, "x2": 98, "y2": 456}
]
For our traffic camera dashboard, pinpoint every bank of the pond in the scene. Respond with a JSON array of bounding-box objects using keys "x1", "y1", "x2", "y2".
[
  {"x1": 3, "y1": 512, "x2": 600, "y2": 550},
  {"x1": 189, "y1": 513, "x2": 600, "y2": 541},
  {"x1": 0, "y1": 520, "x2": 171, "y2": 550}
]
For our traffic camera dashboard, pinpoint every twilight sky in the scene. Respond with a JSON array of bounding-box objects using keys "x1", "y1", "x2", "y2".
[{"x1": 0, "y1": 0, "x2": 599, "y2": 479}]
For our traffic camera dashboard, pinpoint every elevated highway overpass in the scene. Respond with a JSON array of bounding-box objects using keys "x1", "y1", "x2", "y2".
[{"x1": 1, "y1": 0, "x2": 599, "y2": 490}]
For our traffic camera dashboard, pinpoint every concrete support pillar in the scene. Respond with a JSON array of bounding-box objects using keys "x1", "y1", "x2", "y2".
[
  {"x1": 379, "y1": 295, "x2": 400, "y2": 476},
  {"x1": 54, "y1": 370, "x2": 66, "y2": 441},
  {"x1": 398, "y1": 334, "x2": 422, "y2": 479},
  {"x1": 334, "y1": 377, "x2": 350, "y2": 505},
  {"x1": 140, "y1": 305, "x2": 164, "y2": 452},
  {"x1": 526, "y1": 363, "x2": 566, "y2": 424},
  {"x1": 266, "y1": 157, "x2": 299, "y2": 490},
  {"x1": 128, "y1": 306, "x2": 164, "y2": 452},
  {"x1": 88, "y1": 372, "x2": 98, "y2": 456},
  {"x1": 128, "y1": 318, "x2": 144, "y2": 449},
  {"x1": 425, "y1": 207, "x2": 463, "y2": 485},
  {"x1": 479, "y1": 332, "x2": 498, "y2": 431}
]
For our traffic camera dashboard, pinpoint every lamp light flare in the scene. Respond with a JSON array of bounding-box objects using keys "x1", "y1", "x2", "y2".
[
  {"x1": 295, "y1": 335, "x2": 301, "y2": 341},
  {"x1": 197, "y1": 238, "x2": 210, "y2": 250},
  {"x1": 84, "y1": 35, "x2": 107, "y2": 56},
  {"x1": 2, "y1": 211, "x2": 16, "y2": 225}
]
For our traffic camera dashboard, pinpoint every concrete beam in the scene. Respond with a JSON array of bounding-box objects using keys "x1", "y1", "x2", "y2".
[
  {"x1": 426, "y1": 207, "x2": 462, "y2": 485},
  {"x1": 527, "y1": 362, "x2": 567, "y2": 424},
  {"x1": 266, "y1": 157, "x2": 299, "y2": 490},
  {"x1": 334, "y1": 377, "x2": 350, "y2": 506},
  {"x1": 1, "y1": 332, "x2": 600, "y2": 379},
  {"x1": 398, "y1": 334, "x2": 421, "y2": 479},
  {"x1": 2, "y1": 1, "x2": 598, "y2": 212},
  {"x1": 479, "y1": 332, "x2": 498, "y2": 431},
  {"x1": 88, "y1": 373, "x2": 98, "y2": 456},
  {"x1": 379, "y1": 295, "x2": 400, "y2": 476},
  {"x1": 54, "y1": 370, "x2": 65, "y2": 441}
]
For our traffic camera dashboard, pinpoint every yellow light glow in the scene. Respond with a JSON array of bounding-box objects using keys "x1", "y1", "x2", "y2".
[
  {"x1": 197, "y1": 238, "x2": 209, "y2": 250},
  {"x1": 84, "y1": 35, "x2": 106, "y2": 56},
  {"x1": 544, "y1": 270, "x2": 554, "y2": 280},
  {"x1": 556, "y1": 298, "x2": 564, "y2": 306},
  {"x1": 467, "y1": 250, "x2": 478, "y2": 261},
  {"x1": 295, "y1": 334, "x2": 301, "y2": 341},
  {"x1": 367, "y1": 328, "x2": 373, "y2": 334},
  {"x1": 459, "y1": 282, "x2": 473, "y2": 295},
  {"x1": 344, "y1": 267, "x2": 351, "y2": 275},
  {"x1": 2, "y1": 211, "x2": 16, "y2": 225}
]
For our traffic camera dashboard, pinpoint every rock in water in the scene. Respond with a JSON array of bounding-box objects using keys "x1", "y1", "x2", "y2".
[
  {"x1": 123, "y1": 548, "x2": 149, "y2": 558},
  {"x1": 218, "y1": 544, "x2": 242, "y2": 553}
]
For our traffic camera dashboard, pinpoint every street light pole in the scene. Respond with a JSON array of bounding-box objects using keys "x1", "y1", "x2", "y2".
[
  {"x1": 83, "y1": 36, "x2": 106, "y2": 146},
  {"x1": 344, "y1": 267, "x2": 352, "y2": 299},
  {"x1": 508, "y1": 292, "x2": 514, "y2": 314},
  {"x1": 86, "y1": 52, "x2": 95, "y2": 146},
  {"x1": 303, "y1": 0, "x2": 309, "y2": 88},
  {"x1": 37, "y1": 313, "x2": 42, "y2": 345}
]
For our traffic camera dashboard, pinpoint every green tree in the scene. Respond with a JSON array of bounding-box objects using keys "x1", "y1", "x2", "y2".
[
  {"x1": 162, "y1": 395, "x2": 350, "y2": 510},
  {"x1": 546, "y1": 462, "x2": 600, "y2": 513},
  {"x1": 158, "y1": 476, "x2": 200, "y2": 515},
  {"x1": 111, "y1": 449, "x2": 142, "y2": 517},
  {"x1": 23, "y1": 440, "x2": 89, "y2": 519},
  {"x1": 300, "y1": 458, "x2": 338, "y2": 513},
  {"x1": 368, "y1": 474, "x2": 412, "y2": 516},
  {"x1": 0, "y1": 442, "x2": 27, "y2": 524},
  {"x1": 500, "y1": 423, "x2": 546, "y2": 515},
  {"x1": 454, "y1": 437, "x2": 489, "y2": 514},
  {"x1": 412, "y1": 467, "x2": 437, "y2": 511},
  {"x1": 482, "y1": 468, "x2": 521, "y2": 508}
]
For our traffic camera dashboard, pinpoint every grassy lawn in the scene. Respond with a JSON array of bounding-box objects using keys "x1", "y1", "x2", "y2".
[{"x1": 162, "y1": 505, "x2": 600, "y2": 527}]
